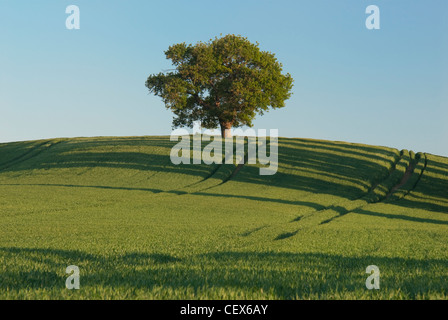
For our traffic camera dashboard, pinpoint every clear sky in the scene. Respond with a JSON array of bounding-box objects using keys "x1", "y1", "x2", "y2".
[{"x1": 1, "y1": 0, "x2": 447, "y2": 156}]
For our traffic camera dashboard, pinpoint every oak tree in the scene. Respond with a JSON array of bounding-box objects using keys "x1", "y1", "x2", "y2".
[{"x1": 146, "y1": 34, "x2": 293, "y2": 138}]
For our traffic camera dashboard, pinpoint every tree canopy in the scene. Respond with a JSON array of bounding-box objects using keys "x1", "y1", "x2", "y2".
[{"x1": 145, "y1": 34, "x2": 294, "y2": 137}]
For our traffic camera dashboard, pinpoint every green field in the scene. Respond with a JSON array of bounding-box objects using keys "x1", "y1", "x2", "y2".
[{"x1": 0, "y1": 136, "x2": 447, "y2": 299}]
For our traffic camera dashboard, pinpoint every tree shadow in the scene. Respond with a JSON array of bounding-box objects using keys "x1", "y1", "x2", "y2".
[
  {"x1": 0, "y1": 183, "x2": 165, "y2": 194},
  {"x1": 227, "y1": 138, "x2": 401, "y2": 200},
  {"x1": 0, "y1": 247, "x2": 446, "y2": 299},
  {"x1": 0, "y1": 137, "x2": 220, "y2": 182},
  {"x1": 1, "y1": 136, "x2": 447, "y2": 215},
  {"x1": 390, "y1": 155, "x2": 448, "y2": 214},
  {"x1": 352, "y1": 208, "x2": 448, "y2": 226},
  {"x1": 391, "y1": 196, "x2": 448, "y2": 214}
]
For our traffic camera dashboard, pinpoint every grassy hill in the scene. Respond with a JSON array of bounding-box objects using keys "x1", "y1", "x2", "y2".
[{"x1": 0, "y1": 136, "x2": 447, "y2": 299}]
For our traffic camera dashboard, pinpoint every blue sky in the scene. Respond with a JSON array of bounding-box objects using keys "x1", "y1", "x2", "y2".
[{"x1": 1, "y1": 0, "x2": 447, "y2": 156}]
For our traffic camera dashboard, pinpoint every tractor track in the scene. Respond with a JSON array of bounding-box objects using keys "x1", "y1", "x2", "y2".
[
  {"x1": 318, "y1": 151, "x2": 428, "y2": 226},
  {"x1": 290, "y1": 151, "x2": 404, "y2": 224},
  {"x1": 169, "y1": 139, "x2": 252, "y2": 195},
  {"x1": 275, "y1": 150, "x2": 429, "y2": 239},
  {"x1": 385, "y1": 156, "x2": 418, "y2": 200},
  {"x1": 401, "y1": 153, "x2": 428, "y2": 198},
  {"x1": 0, "y1": 140, "x2": 64, "y2": 172}
]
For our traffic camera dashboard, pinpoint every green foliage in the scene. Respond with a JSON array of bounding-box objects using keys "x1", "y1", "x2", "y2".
[{"x1": 145, "y1": 34, "x2": 294, "y2": 132}]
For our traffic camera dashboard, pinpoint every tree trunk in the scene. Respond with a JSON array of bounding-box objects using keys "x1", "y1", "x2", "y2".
[{"x1": 220, "y1": 121, "x2": 233, "y2": 138}]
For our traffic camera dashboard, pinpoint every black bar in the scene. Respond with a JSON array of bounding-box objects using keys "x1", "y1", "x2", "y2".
[{"x1": 1, "y1": 300, "x2": 445, "y2": 319}]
